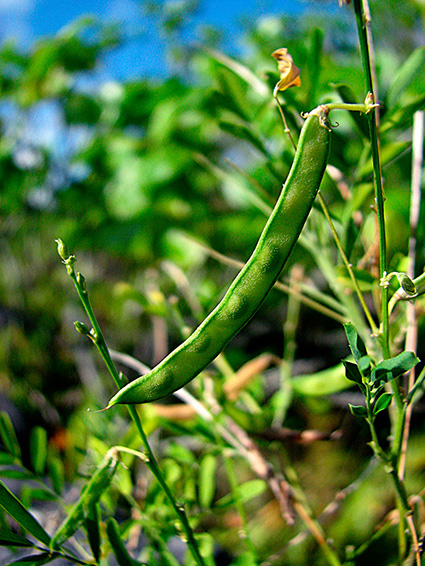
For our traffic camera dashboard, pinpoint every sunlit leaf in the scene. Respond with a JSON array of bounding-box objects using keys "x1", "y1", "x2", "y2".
[{"x1": 372, "y1": 351, "x2": 419, "y2": 384}]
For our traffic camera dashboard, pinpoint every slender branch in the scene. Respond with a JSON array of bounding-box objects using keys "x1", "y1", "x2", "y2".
[
  {"x1": 352, "y1": 0, "x2": 389, "y2": 357},
  {"x1": 399, "y1": 111, "x2": 424, "y2": 480},
  {"x1": 317, "y1": 192, "x2": 378, "y2": 335},
  {"x1": 351, "y1": 4, "x2": 419, "y2": 561},
  {"x1": 56, "y1": 241, "x2": 207, "y2": 566}
]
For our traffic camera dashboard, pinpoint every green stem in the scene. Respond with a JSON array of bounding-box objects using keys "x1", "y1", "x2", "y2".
[
  {"x1": 351, "y1": 24, "x2": 409, "y2": 558},
  {"x1": 58, "y1": 245, "x2": 206, "y2": 566},
  {"x1": 317, "y1": 192, "x2": 378, "y2": 335},
  {"x1": 326, "y1": 102, "x2": 370, "y2": 113},
  {"x1": 351, "y1": 0, "x2": 390, "y2": 358}
]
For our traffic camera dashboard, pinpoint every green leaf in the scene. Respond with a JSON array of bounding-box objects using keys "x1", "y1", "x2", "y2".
[
  {"x1": 0, "y1": 469, "x2": 34, "y2": 481},
  {"x1": 205, "y1": 47, "x2": 270, "y2": 99},
  {"x1": 47, "y1": 455, "x2": 65, "y2": 495},
  {"x1": 3, "y1": 553, "x2": 56, "y2": 565},
  {"x1": 344, "y1": 323, "x2": 367, "y2": 363},
  {"x1": 219, "y1": 117, "x2": 269, "y2": 157},
  {"x1": 336, "y1": 265, "x2": 376, "y2": 292},
  {"x1": 357, "y1": 141, "x2": 410, "y2": 179},
  {"x1": 372, "y1": 351, "x2": 420, "y2": 384},
  {"x1": 343, "y1": 360, "x2": 362, "y2": 384},
  {"x1": 30, "y1": 427, "x2": 47, "y2": 476},
  {"x1": 20, "y1": 487, "x2": 57, "y2": 506},
  {"x1": 387, "y1": 46, "x2": 425, "y2": 108},
  {"x1": 85, "y1": 502, "x2": 101, "y2": 563},
  {"x1": 0, "y1": 529, "x2": 34, "y2": 547},
  {"x1": 106, "y1": 518, "x2": 139, "y2": 566},
  {"x1": 382, "y1": 93, "x2": 425, "y2": 132},
  {"x1": 349, "y1": 404, "x2": 368, "y2": 418},
  {"x1": 308, "y1": 28, "x2": 323, "y2": 107},
  {"x1": 0, "y1": 412, "x2": 21, "y2": 460},
  {"x1": 0, "y1": 480, "x2": 51, "y2": 546},
  {"x1": 0, "y1": 453, "x2": 18, "y2": 466},
  {"x1": 199, "y1": 454, "x2": 217, "y2": 508},
  {"x1": 373, "y1": 393, "x2": 393, "y2": 416},
  {"x1": 216, "y1": 479, "x2": 266, "y2": 508},
  {"x1": 292, "y1": 363, "x2": 353, "y2": 397},
  {"x1": 358, "y1": 356, "x2": 371, "y2": 376}
]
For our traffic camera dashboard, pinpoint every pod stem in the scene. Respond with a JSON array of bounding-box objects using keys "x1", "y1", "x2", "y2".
[
  {"x1": 317, "y1": 192, "x2": 378, "y2": 335},
  {"x1": 56, "y1": 240, "x2": 207, "y2": 566}
]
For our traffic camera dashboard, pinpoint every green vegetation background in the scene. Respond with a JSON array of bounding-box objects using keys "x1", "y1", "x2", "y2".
[{"x1": 1, "y1": 1, "x2": 425, "y2": 564}]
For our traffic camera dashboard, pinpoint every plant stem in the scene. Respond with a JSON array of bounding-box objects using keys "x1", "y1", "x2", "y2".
[
  {"x1": 352, "y1": 0, "x2": 389, "y2": 357},
  {"x1": 351, "y1": 4, "x2": 420, "y2": 561},
  {"x1": 317, "y1": 192, "x2": 378, "y2": 335},
  {"x1": 58, "y1": 245, "x2": 207, "y2": 566}
]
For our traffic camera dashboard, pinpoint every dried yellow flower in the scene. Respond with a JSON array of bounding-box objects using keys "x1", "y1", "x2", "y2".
[{"x1": 272, "y1": 48, "x2": 301, "y2": 96}]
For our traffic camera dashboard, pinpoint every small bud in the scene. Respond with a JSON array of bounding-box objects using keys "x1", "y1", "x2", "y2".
[
  {"x1": 89, "y1": 328, "x2": 98, "y2": 341},
  {"x1": 76, "y1": 272, "x2": 86, "y2": 291},
  {"x1": 364, "y1": 92, "x2": 379, "y2": 113},
  {"x1": 56, "y1": 239, "x2": 69, "y2": 261},
  {"x1": 74, "y1": 321, "x2": 90, "y2": 336},
  {"x1": 396, "y1": 273, "x2": 416, "y2": 296},
  {"x1": 338, "y1": 0, "x2": 351, "y2": 5}
]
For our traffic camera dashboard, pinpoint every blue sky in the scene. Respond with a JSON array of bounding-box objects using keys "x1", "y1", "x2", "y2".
[{"x1": 0, "y1": 0, "x2": 308, "y2": 79}]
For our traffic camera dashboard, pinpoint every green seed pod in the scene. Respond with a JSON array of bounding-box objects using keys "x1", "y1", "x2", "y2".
[
  {"x1": 107, "y1": 105, "x2": 331, "y2": 406},
  {"x1": 50, "y1": 448, "x2": 119, "y2": 550}
]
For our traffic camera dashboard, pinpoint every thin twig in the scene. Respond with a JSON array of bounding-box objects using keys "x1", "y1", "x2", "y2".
[
  {"x1": 399, "y1": 110, "x2": 424, "y2": 481},
  {"x1": 317, "y1": 191, "x2": 379, "y2": 335}
]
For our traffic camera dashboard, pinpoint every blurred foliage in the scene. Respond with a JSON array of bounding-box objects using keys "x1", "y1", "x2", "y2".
[{"x1": 1, "y1": 1, "x2": 425, "y2": 565}]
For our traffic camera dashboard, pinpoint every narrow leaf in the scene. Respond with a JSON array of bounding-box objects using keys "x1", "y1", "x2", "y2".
[
  {"x1": 199, "y1": 454, "x2": 217, "y2": 508},
  {"x1": 387, "y1": 46, "x2": 425, "y2": 108},
  {"x1": 3, "y1": 552, "x2": 56, "y2": 565},
  {"x1": 30, "y1": 428, "x2": 47, "y2": 476},
  {"x1": 373, "y1": 393, "x2": 393, "y2": 416},
  {"x1": 407, "y1": 368, "x2": 425, "y2": 405},
  {"x1": 204, "y1": 48, "x2": 270, "y2": 98},
  {"x1": 0, "y1": 480, "x2": 51, "y2": 546},
  {"x1": 0, "y1": 529, "x2": 34, "y2": 547},
  {"x1": 216, "y1": 479, "x2": 267, "y2": 508},
  {"x1": 47, "y1": 455, "x2": 64, "y2": 495},
  {"x1": 0, "y1": 412, "x2": 21, "y2": 459}
]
